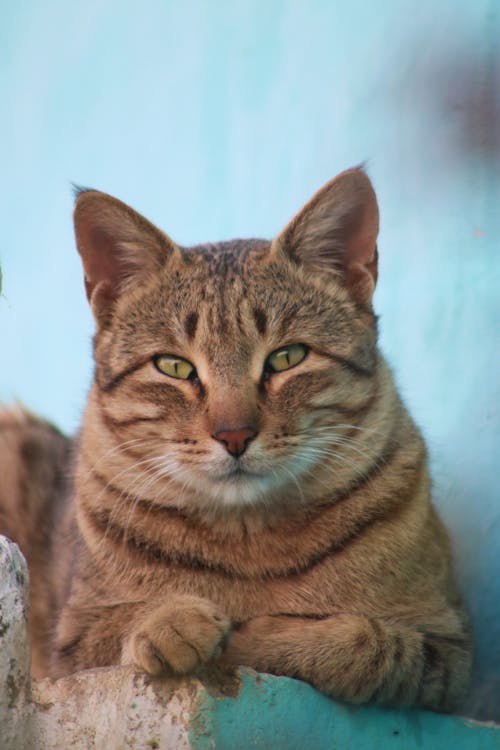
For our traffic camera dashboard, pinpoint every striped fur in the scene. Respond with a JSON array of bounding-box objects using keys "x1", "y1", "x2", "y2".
[
  {"x1": 0, "y1": 407, "x2": 73, "y2": 676},
  {"x1": 0, "y1": 169, "x2": 471, "y2": 710}
]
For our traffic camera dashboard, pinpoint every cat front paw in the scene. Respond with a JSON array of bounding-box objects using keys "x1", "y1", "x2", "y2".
[{"x1": 122, "y1": 596, "x2": 230, "y2": 676}]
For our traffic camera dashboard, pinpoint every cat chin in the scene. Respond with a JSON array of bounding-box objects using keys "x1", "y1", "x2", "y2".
[
  {"x1": 169, "y1": 455, "x2": 318, "y2": 511},
  {"x1": 196, "y1": 473, "x2": 279, "y2": 509}
]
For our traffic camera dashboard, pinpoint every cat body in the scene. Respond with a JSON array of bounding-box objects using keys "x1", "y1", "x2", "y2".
[{"x1": 0, "y1": 169, "x2": 471, "y2": 710}]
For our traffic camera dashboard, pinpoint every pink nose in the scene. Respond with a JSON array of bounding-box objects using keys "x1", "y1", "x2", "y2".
[{"x1": 213, "y1": 427, "x2": 257, "y2": 457}]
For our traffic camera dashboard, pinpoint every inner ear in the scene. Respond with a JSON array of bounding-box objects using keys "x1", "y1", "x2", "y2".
[
  {"x1": 73, "y1": 189, "x2": 180, "y2": 327},
  {"x1": 272, "y1": 168, "x2": 380, "y2": 303}
]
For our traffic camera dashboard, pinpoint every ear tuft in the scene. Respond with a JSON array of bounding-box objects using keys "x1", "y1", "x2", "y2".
[
  {"x1": 71, "y1": 182, "x2": 95, "y2": 200},
  {"x1": 272, "y1": 168, "x2": 380, "y2": 304},
  {"x1": 73, "y1": 191, "x2": 179, "y2": 327}
]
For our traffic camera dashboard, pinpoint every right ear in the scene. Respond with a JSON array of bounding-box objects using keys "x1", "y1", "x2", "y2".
[
  {"x1": 73, "y1": 189, "x2": 180, "y2": 327},
  {"x1": 271, "y1": 168, "x2": 379, "y2": 305}
]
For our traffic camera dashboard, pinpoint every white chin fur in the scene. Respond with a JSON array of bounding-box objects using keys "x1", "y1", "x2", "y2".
[
  {"x1": 195, "y1": 472, "x2": 278, "y2": 508},
  {"x1": 164, "y1": 452, "x2": 318, "y2": 510}
]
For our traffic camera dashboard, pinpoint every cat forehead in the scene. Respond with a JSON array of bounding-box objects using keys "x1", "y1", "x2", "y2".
[
  {"x1": 183, "y1": 238, "x2": 271, "y2": 273},
  {"x1": 152, "y1": 238, "x2": 285, "y2": 301},
  {"x1": 111, "y1": 244, "x2": 357, "y2": 352},
  {"x1": 121, "y1": 235, "x2": 354, "y2": 323},
  {"x1": 102, "y1": 240, "x2": 371, "y2": 380}
]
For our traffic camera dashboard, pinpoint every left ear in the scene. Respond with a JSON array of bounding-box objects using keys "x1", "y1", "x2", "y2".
[
  {"x1": 73, "y1": 188, "x2": 180, "y2": 327},
  {"x1": 271, "y1": 168, "x2": 379, "y2": 304}
]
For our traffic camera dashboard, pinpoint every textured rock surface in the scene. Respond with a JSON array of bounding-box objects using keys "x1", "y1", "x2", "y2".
[
  {"x1": 1, "y1": 535, "x2": 499, "y2": 750},
  {"x1": 30, "y1": 669, "x2": 201, "y2": 750},
  {"x1": 0, "y1": 535, "x2": 198, "y2": 750},
  {"x1": 0, "y1": 536, "x2": 31, "y2": 749}
]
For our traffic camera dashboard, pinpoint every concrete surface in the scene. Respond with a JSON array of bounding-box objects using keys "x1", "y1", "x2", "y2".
[{"x1": 1, "y1": 535, "x2": 499, "y2": 750}]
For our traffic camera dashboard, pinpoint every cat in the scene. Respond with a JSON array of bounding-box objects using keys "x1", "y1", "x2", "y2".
[{"x1": 0, "y1": 168, "x2": 471, "y2": 710}]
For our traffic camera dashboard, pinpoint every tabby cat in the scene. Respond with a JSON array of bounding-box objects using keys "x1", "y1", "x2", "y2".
[{"x1": 0, "y1": 168, "x2": 471, "y2": 710}]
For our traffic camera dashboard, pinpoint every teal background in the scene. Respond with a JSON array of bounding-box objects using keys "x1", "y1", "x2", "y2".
[{"x1": 0, "y1": 0, "x2": 498, "y2": 720}]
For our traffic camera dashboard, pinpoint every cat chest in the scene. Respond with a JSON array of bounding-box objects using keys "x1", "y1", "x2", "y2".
[{"x1": 113, "y1": 553, "x2": 370, "y2": 621}]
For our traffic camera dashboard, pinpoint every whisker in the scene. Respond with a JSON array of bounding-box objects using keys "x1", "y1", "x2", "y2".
[
  {"x1": 89, "y1": 454, "x2": 185, "y2": 550},
  {"x1": 303, "y1": 445, "x2": 378, "y2": 480},
  {"x1": 80, "y1": 437, "x2": 161, "y2": 487}
]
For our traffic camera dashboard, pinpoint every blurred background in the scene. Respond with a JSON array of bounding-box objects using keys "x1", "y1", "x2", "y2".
[{"x1": 1, "y1": 0, "x2": 498, "y2": 720}]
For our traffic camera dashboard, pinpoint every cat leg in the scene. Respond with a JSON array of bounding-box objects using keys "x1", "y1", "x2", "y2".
[
  {"x1": 222, "y1": 612, "x2": 471, "y2": 711},
  {"x1": 53, "y1": 595, "x2": 230, "y2": 677},
  {"x1": 121, "y1": 595, "x2": 231, "y2": 676}
]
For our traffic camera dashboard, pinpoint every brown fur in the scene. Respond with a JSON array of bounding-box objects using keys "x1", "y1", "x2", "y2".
[
  {"x1": 0, "y1": 169, "x2": 471, "y2": 710},
  {"x1": 0, "y1": 407, "x2": 72, "y2": 676}
]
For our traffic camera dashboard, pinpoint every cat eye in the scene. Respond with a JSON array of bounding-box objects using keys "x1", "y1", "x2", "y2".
[
  {"x1": 154, "y1": 355, "x2": 196, "y2": 380},
  {"x1": 265, "y1": 344, "x2": 308, "y2": 374}
]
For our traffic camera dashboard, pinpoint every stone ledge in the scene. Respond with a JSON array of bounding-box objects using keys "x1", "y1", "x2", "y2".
[{"x1": 1, "y1": 535, "x2": 498, "y2": 750}]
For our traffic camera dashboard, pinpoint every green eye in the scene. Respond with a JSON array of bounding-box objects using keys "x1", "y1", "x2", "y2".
[
  {"x1": 154, "y1": 355, "x2": 196, "y2": 380},
  {"x1": 265, "y1": 344, "x2": 308, "y2": 374}
]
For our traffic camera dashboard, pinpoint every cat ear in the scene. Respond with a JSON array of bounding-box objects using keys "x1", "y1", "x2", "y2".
[
  {"x1": 73, "y1": 189, "x2": 180, "y2": 326},
  {"x1": 272, "y1": 168, "x2": 379, "y2": 304}
]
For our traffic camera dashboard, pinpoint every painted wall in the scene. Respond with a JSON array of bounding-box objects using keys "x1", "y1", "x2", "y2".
[{"x1": 1, "y1": 0, "x2": 498, "y2": 719}]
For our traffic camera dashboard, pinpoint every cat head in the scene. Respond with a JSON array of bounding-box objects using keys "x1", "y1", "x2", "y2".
[{"x1": 74, "y1": 169, "x2": 380, "y2": 511}]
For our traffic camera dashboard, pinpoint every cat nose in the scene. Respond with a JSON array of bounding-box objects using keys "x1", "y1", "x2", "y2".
[{"x1": 213, "y1": 427, "x2": 258, "y2": 457}]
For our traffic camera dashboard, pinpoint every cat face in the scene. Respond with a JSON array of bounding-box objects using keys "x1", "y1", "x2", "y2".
[{"x1": 75, "y1": 169, "x2": 380, "y2": 510}]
